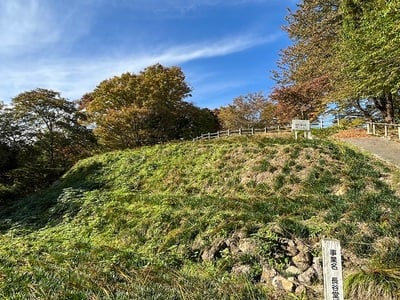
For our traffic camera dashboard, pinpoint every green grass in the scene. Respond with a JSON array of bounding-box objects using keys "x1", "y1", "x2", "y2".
[{"x1": 0, "y1": 135, "x2": 399, "y2": 298}]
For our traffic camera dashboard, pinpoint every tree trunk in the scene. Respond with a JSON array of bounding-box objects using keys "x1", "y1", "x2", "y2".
[
  {"x1": 373, "y1": 93, "x2": 395, "y2": 123},
  {"x1": 385, "y1": 93, "x2": 394, "y2": 124}
]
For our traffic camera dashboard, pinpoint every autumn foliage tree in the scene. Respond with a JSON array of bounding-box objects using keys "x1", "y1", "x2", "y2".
[
  {"x1": 270, "y1": 75, "x2": 330, "y2": 123},
  {"x1": 217, "y1": 92, "x2": 278, "y2": 129},
  {"x1": 82, "y1": 64, "x2": 217, "y2": 149},
  {"x1": 271, "y1": 0, "x2": 340, "y2": 123}
]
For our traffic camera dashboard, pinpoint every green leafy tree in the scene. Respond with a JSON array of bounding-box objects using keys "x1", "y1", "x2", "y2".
[
  {"x1": 339, "y1": 0, "x2": 400, "y2": 122},
  {"x1": 273, "y1": 0, "x2": 400, "y2": 123},
  {"x1": 8, "y1": 88, "x2": 96, "y2": 193},
  {"x1": 175, "y1": 104, "x2": 220, "y2": 139},
  {"x1": 13, "y1": 88, "x2": 95, "y2": 168}
]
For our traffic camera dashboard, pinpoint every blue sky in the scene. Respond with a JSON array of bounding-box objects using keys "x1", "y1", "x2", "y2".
[{"x1": 0, "y1": 0, "x2": 298, "y2": 108}]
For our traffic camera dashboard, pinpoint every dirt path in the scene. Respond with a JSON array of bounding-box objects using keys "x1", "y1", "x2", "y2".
[{"x1": 341, "y1": 136, "x2": 400, "y2": 167}]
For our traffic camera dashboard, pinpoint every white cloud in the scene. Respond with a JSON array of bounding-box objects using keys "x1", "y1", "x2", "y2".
[
  {"x1": 0, "y1": 0, "x2": 286, "y2": 105},
  {"x1": 0, "y1": 0, "x2": 60, "y2": 55},
  {"x1": 103, "y1": 0, "x2": 279, "y2": 15},
  {"x1": 0, "y1": 33, "x2": 278, "y2": 102},
  {"x1": 0, "y1": 0, "x2": 95, "y2": 57}
]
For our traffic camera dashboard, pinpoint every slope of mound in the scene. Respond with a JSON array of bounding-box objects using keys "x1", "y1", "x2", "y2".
[{"x1": 0, "y1": 136, "x2": 399, "y2": 299}]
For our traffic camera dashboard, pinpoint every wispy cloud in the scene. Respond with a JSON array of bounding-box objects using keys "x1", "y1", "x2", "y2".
[
  {"x1": 155, "y1": 34, "x2": 277, "y2": 63},
  {"x1": 0, "y1": 0, "x2": 59, "y2": 55},
  {"x1": 0, "y1": 33, "x2": 278, "y2": 101},
  {"x1": 0, "y1": 0, "x2": 94, "y2": 57},
  {"x1": 0, "y1": 0, "x2": 286, "y2": 105},
  {"x1": 104, "y1": 0, "x2": 279, "y2": 15}
]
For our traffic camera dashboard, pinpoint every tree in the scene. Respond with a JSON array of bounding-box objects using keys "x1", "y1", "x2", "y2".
[
  {"x1": 217, "y1": 92, "x2": 277, "y2": 129},
  {"x1": 175, "y1": 104, "x2": 220, "y2": 139},
  {"x1": 82, "y1": 64, "x2": 215, "y2": 149},
  {"x1": 0, "y1": 105, "x2": 28, "y2": 148},
  {"x1": 0, "y1": 89, "x2": 96, "y2": 197},
  {"x1": 12, "y1": 88, "x2": 95, "y2": 169},
  {"x1": 273, "y1": 0, "x2": 340, "y2": 87},
  {"x1": 136, "y1": 64, "x2": 192, "y2": 142},
  {"x1": 273, "y1": 0, "x2": 400, "y2": 123},
  {"x1": 270, "y1": 75, "x2": 330, "y2": 123},
  {"x1": 339, "y1": 0, "x2": 400, "y2": 122}
]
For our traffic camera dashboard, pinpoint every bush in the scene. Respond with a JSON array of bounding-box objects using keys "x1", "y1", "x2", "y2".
[{"x1": 0, "y1": 184, "x2": 16, "y2": 205}]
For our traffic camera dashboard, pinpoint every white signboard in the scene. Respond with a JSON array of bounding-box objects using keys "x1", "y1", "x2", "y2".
[
  {"x1": 322, "y1": 239, "x2": 344, "y2": 300},
  {"x1": 292, "y1": 119, "x2": 310, "y2": 131}
]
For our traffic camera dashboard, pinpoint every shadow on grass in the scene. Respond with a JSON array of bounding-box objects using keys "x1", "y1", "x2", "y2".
[{"x1": 0, "y1": 161, "x2": 104, "y2": 232}]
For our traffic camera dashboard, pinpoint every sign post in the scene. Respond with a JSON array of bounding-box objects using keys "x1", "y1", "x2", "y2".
[
  {"x1": 322, "y1": 239, "x2": 344, "y2": 300},
  {"x1": 291, "y1": 120, "x2": 311, "y2": 140}
]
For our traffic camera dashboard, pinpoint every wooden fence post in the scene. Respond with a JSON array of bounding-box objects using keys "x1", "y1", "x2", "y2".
[
  {"x1": 366, "y1": 123, "x2": 371, "y2": 134},
  {"x1": 398, "y1": 126, "x2": 400, "y2": 140}
]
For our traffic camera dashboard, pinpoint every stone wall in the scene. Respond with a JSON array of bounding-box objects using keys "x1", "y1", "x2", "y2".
[{"x1": 196, "y1": 228, "x2": 326, "y2": 298}]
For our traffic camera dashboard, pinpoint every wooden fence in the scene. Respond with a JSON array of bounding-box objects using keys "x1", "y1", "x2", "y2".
[
  {"x1": 192, "y1": 125, "x2": 292, "y2": 141},
  {"x1": 366, "y1": 122, "x2": 400, "y2": 140}
]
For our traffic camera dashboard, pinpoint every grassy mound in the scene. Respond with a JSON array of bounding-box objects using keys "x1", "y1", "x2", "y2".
[{"x1": 0, "y1": 135, "x2": 399, "y2": 299}]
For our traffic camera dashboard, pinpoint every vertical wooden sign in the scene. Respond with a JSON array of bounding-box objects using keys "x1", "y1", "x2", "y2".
[{"x1": 322, "y1": 239, "x2": 344, "y2": 300}]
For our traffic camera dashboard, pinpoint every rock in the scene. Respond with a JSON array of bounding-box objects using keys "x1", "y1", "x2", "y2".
[
  {"x1": 226, "y1": 230, "x2": 251, "y2": 256},
  {"x1": 237, "y1": 238, "x2": 258, "y2": 255},
  {"x1": 298, "y1": 267, "x2": 318, "y2": 285},
  {"x1": 225, "y1": 238, "x2": 240, "y2": 255},
  {"x1": 295, "y1": 239, "x2": 309, "y2": 253},
  {"x1": 270, "y1": 223, "x2": 284, "y2": 235},
  {"x1": 285, "y1": 265, "x2": 302, "y2": 276},
  {"x1": 201, "y1": 238, "x2": 227, "y2": 261},
  {"x1": 231, "y1": 264, "x2": 252, "y2": 276},
  {"x1": 260, "y1": 264, "x2": 278, "y2": 283},
  {"x1": 286, "y1": 239, "x2": 299, "y2": 256},
  {"x1": 312, "y1": 257, "x2": 323, "y2": 281},
  {"x1": 272, "y1": 275, "x2": 296, "y2": 292},
  {"x1": 292, "y1": 251, "x2": 313, "y2": 272},
  {"x1": 295, "y1": 285, "x2": 307, "y2": 296},
  {"x1": 231, "y1": 229, "x2": 247, "y2": 240}
]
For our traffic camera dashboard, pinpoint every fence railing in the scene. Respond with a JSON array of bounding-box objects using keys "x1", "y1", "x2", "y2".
[
  {"x1": 192, "y1": 125, "x2": 292, "y2": 141},
  {"x1": 366, "y1": 122, "x2": 400, "y2": 140}
]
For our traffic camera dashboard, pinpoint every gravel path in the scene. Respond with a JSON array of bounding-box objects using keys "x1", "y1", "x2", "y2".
[{"x1": 341, "y1": 137, "x2": 400, "y2": 167}]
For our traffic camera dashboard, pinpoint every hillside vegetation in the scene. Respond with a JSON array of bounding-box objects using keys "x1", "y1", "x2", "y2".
[{"x1": 1, "y1": 135, "x2": 400, "y2": 299}]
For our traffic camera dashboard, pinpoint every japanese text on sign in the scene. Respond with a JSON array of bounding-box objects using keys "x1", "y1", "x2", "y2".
[
  {"x1": 291, "y1": 119, "x2": 310, "y2": 131},
  {"x1": 322, "y1": 239, "x2": 344, "y2": 300}
]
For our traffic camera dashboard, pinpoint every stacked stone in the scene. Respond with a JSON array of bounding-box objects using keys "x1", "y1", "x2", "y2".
[{"x1": 196, "y1": 230, "x2": 324, "y2": 298}]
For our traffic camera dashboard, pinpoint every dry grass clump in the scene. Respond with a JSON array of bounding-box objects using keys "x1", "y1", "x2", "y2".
[{"x1": 345, "y1": 267, "x2": 400, "y2": 300}]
